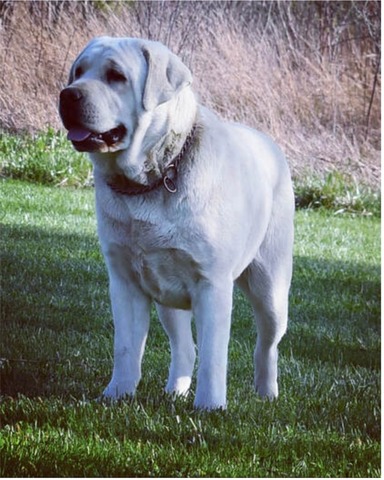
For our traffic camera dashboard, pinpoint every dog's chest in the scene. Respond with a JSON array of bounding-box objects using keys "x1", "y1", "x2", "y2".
[
  {"x1": 133, "y1": 246, "x2": 201, "y2": 309},
  {"x1": 105, "y1": 214, "x2": 206, "y2": 310}
]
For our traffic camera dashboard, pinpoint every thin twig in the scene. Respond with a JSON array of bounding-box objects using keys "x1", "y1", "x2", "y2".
[{"x1": 365, "y1": 55, "x2": 380, "y2": 141}]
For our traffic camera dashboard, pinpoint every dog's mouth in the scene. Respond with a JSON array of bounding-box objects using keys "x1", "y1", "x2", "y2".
[{"x1": 67, "y1": 125, "x2": 127, "y2": 152}]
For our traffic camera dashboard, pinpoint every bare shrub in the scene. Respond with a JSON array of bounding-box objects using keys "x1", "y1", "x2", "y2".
[
  {"x1": 192, "y1": 11, "x2": 380, "y2": 185},
  {"x1": 0, "y1": 0, "x2": 380, "y2": 187}
]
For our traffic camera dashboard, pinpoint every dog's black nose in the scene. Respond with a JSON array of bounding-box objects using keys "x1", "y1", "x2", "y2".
[{"x1": 60, "y1": 87, "x2": 83, "y2": 104}]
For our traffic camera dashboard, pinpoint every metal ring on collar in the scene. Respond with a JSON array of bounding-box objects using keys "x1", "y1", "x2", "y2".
[
  {"x1": 163, "y1": 163, "x2": 178, "y2": 193},
  {"x1": 163, "y1": 175, "x2": 177, "y2": 193}
]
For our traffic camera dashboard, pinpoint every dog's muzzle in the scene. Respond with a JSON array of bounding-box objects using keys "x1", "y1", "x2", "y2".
[{"x1": 59, "y1": 86, "x2": 126, "y2": 152}]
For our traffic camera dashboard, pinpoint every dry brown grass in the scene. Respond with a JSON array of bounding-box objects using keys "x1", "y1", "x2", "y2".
[{"x1": 0, "y1": 1, "x2": 380, "y2": 187}]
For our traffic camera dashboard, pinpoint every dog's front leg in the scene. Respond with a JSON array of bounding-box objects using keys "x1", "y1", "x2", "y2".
[
  {"x1": 193, "y1": 280, "x2": 233, "y2": 410},
  {"x1": 102, "y1": 254, "x2": 151, "y2": 400},
  {"x1": 156, "y1": 304, "x2": 196, "y2": 396}
]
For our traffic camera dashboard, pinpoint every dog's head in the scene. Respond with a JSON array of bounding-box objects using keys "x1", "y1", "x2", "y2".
[{"x1": 59, "y1": 37, "x2": 195, "y2": 183}]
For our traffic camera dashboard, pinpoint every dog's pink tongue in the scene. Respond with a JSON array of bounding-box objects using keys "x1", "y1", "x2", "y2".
[{"x1": 67, "y1": 128, "x2": 92, "y2": 142}]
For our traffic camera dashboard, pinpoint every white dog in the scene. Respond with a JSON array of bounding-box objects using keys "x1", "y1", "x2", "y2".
[{"x1": 59, "y1": 37, "x2": 294, "y2": 410}]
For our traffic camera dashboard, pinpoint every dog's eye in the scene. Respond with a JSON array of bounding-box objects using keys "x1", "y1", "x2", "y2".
[
  {"x1": 107, "y1": 69, "x2": 126, "y2": 83},
  {"x1": 74, "y1": 66, "x2": 83, "y2": 79}
]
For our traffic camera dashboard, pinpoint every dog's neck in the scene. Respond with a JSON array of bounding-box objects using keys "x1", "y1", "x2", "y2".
[
  {"x1": 107, "y1": 123, "x2": 198, "y2": 196},
  {"x1": 154, "y1": 89, "x2": 197, "y2": 172}
]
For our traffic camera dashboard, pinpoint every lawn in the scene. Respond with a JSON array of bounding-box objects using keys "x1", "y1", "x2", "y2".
[{"x1": 0, "y1": 179, "x2": 380, "y2": 477}]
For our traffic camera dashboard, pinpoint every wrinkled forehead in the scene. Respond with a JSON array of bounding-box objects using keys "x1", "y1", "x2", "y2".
[{"x1": 74, "y1": 37, "x2": 145, "y2": 76}]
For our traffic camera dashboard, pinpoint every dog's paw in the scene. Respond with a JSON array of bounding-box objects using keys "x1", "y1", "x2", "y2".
[
  {"x1": 193, "y1": 389, "x2": 227, "y2": 411},
  {"x1": 165, "y1": 375, "x2": 192, "y2": 397},
  {"x1": 255, "y1": 380, "x2": 279, "y2": 400},
  {"x1": 101, "y1": 381, "x2": 135, "y2": 401},
  {"x1": 193, "y1": 398, "x2": 227, "y2": 411}
]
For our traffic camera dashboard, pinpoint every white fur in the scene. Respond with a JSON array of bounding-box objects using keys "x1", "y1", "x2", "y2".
[{"x1": 64, "y1": 37, "x2": 294, "y2": 410}]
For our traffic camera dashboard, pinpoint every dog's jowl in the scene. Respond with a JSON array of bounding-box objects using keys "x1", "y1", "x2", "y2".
[{"x1": 59, "y1": 37, "x2": 294, "y2": 410}]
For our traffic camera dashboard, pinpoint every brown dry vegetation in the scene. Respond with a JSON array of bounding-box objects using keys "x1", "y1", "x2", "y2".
[{"x1": 0, "y1": 0, "x2": 381, "y2": 187}]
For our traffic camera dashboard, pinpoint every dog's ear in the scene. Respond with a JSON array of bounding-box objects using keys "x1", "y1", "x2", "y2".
[{"x1": 141, "y1": 43, "x2": 192, "y2": 111}]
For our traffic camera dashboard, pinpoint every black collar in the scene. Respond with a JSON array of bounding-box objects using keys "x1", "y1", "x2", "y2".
[{"x1": 107, "y1": 124, "x2": 197, "y2": 196}]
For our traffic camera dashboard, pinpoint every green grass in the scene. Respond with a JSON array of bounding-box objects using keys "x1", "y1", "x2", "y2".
[
  {"x1": 0, "y1": 179, "x2": 380, "y2": 477},
  {"x1": 294, "y1": 172, "x2": 381, "y2": 217},
  {"x1": 0, "y1": 129, "x2": 92, "y2": 187}
]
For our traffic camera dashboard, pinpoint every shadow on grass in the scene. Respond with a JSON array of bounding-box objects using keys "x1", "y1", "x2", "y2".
[{"x1": 0, "y1": 222, "x2": 381, "y2": 399}]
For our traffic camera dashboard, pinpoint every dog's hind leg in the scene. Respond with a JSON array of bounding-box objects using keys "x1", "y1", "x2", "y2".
[
  {"x1": 237, "y1": 217, "x2": 293, "y2": 399},
  {"x1": 156, "y1": 304, "x2": 196, "y2": 396}
]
